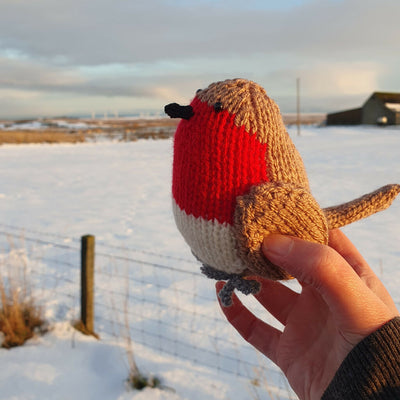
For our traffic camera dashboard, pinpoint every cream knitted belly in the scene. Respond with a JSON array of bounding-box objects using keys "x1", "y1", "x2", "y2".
[{"x1": 172, "y1": 200, "x2": 245, "y2": 274}]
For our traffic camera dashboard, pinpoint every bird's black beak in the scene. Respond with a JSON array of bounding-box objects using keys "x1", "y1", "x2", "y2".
[{"x1": 164, "y1": 103, "x2": 194, "y2": 120}]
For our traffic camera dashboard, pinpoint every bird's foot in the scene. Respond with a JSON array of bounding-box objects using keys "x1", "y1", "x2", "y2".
[{"x1": 200, "y1": 264, "x2": 261, "y2": 307}]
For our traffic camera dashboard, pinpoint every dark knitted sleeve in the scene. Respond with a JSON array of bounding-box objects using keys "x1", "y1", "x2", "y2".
[{"x1": 322, "y1": 317, "x2": 400, "y2": 399}]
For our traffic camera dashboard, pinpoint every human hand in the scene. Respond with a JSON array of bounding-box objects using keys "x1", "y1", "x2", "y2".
[{"x1": 216, "y1": 229, "x2": 399, "y2": 400}]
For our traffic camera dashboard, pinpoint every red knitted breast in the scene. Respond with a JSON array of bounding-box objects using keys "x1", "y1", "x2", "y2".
[{"x1": 173, "y1": 97, "x2": 268, "y2": 225}]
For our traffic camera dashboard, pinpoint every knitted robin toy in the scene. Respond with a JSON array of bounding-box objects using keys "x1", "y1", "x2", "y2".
[{"x1": 165, "y1": 78, "x2": 400, "y2": 306}]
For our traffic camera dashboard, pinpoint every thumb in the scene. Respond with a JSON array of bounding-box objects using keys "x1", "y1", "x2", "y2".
[{"x1": 262, "y1": 234, "x2": 354, "y2": 288}]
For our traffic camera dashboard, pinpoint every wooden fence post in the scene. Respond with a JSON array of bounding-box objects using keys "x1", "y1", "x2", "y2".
[{"x1": 81, "y1": 234, "x2": 95, "y2": 334}]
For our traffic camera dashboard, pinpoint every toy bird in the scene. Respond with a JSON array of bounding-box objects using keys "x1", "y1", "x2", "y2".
[{"x1": 165, "y1": 78, "x2": 400, "y2": 306}]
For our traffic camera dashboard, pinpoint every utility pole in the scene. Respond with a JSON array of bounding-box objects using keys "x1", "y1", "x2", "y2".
[{"x1": 296, "y1": 77, "x2": 301, "y2": 136}]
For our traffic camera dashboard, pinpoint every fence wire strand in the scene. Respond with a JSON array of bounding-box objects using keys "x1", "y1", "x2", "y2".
[{"x1": 0, "y1": 224, "x2": 298, "y2": 397}]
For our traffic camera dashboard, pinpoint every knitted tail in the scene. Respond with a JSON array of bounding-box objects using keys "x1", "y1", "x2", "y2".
[{"x1": 324, "y1": 184, "x2": 400, "y2": 229}]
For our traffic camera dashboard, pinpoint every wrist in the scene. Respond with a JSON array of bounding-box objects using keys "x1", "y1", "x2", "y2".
[{"x1": 322, "y1": 317, "x2": 400, "y2": 399}]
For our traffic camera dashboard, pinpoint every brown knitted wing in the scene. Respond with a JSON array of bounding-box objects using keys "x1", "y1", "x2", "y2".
[
  {"x1": 234, "y1": 182, "x2": 329, "y2": 280},
  {"x1": 324, "y1": 184, "x2": 400, "y2": 229}
]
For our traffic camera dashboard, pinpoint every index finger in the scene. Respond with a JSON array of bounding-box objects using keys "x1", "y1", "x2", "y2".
[
  {"x1": 328, "y1": 229, "x2": 371, "y2": 277},
  {"x1": 329, "y1": 229, "x2": 398, "y2": 314},
  {"x1": 262, "y1": 235, "x2": 397, "y2": 335}
]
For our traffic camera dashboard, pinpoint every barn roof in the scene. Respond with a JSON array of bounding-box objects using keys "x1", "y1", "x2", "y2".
[
  {"x1": 369, "y1": 92, "x2": 400, "y2": 104},
  {"x1": 327, "y1": 91, "x2": 400, "y2": 120}
]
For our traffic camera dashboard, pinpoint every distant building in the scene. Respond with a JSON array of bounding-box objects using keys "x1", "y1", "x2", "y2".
[{"x1": 327, "y1": 92, "x2": 400, "y2": 126}]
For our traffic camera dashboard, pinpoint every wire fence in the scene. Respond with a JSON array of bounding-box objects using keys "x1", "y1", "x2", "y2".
[{"x1": 0, "y1": 223, "x2": 296, "y2": 399}]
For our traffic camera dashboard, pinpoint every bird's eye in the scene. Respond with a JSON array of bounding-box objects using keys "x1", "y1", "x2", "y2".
[
  {"x1": 196, "y1": 89, "x2": 202, "y2": 94},
  {"x1": 214, "y1": 102, "x2": 223, "y2": 112}
]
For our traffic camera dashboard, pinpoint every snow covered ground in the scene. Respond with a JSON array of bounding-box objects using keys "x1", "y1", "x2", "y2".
[
  {"x1": 0, "y1": 119, "x2": 98, "y2": 131},
  {"x1": 0, "y1": 125, "x2": 399, "y2": 400}
]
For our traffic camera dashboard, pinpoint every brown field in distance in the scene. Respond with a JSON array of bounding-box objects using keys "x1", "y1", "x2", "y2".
[
  {"x1": 0, "y1": 114, "x2": 326, "y2": 145},
  {"x1": 0, "y1": 130, "x2": 85, "y2": 145}
]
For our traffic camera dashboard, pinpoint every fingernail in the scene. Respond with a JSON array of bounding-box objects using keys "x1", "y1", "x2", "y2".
[{"x1": 262, "y1": 235, "x2": 294, "y2": 258}]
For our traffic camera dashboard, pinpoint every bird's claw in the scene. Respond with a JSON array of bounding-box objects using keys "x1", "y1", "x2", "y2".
[{"x1": 200, "y1": 264, "x2": 261, "y2": 307}]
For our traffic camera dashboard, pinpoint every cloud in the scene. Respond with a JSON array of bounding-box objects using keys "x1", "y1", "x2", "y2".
[
  {"x1": 0, "y1": 0, "x2": 399, "y2": 65},
  {"x1": 0, "y1": 57, "x2": 158, "y2": 98},
  {"x1": 0, "y1": 58, "x2": 84, "y2": 89},
  {"x1": 291, "y1": 62, "x2": 383, "y2": 96},
  {"x1": 0, "y1": 0, "x2": 399, "y2": 117},
  {"x1": 0, "y1": 55, "x2": 391, "y2": 116}
]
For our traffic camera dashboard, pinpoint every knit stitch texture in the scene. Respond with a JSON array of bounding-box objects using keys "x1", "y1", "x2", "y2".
[{"x1": 166, "y1": 78, "x2": 400, "y2": 304}]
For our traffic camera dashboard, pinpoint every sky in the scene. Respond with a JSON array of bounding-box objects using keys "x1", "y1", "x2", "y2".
[{"x1": 0, "y1": 0, "x2": 399, "y2": 119}]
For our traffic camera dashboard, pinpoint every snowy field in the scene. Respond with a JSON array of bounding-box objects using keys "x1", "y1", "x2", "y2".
[{"x1": 0, "y1": 125, "x2": 399, "y2": 400}]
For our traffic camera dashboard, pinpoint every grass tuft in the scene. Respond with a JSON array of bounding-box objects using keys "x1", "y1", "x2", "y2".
[
  {"x1": 127, "y1": 372, "x2": 162, "y2": 391},
  {"x1": 0, "y1": 290, "x2": 45, "y2": 348},
  {"x1": 0, "y1": 241, "x2": 47, "y2": 349}
]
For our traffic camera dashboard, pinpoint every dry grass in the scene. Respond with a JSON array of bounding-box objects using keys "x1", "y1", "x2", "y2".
[
  {"x1": 0, "y1": 114, "x2": 326, "y2": 145},
  {"x1": 0, "y1": 130, "x2": 85, "y2": 145},
  {"x1": 0, "y1": 285, "x2": 45, "y2": 348},
  {"x1": 0, "y1": 242, "x2": 46, "y2": 348},
  {"x1": 0, "y1": 118, "x2": 179, "y2": 144},
  {"x1": 110, "y1": 264, "x2": 166, "y2": 392},
  {"x1": 282, "y1": 113, "x2": 326, "y2": 126}
]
